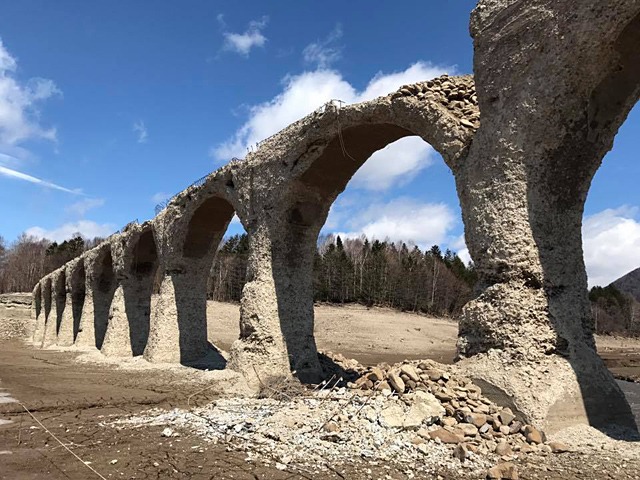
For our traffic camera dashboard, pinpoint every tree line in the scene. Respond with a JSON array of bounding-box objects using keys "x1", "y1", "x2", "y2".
[
  {"x1": 0, "y1": 234, "x2": 102, "y2": 293},
  {"x1": 209, "y1": 233, "x2": 477, "y2": 317},
  {"x1": 589, "y1": 285, "x2": 640, "y2": 336},
  {"x1": 1, "y1": 231, "x2": 638, "y2": 336}
]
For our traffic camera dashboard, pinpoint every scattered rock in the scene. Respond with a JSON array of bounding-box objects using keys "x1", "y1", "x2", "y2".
[
  {"x1": 548, "y1": 441, "x2": 569, "y2": 453},
  {"x1": 387, "y1": 371, "x2": 405, "y2": 393},
  {"x1": 465, "y1": 413, "x2": 488, "y2": 428},
  {"x1": 487, "y1": 462, "x2": 518, "y2": 480},
  {"x1": 494, "y1": 440, "x2": 512, "y2": 456},
  {"x1": 429, "y1": 428, "x2": 463, "y2": 444},
  {"x1": 400, "y1": 364, "x2": 420, "y2": 382},
  {"x1": 498, "y1": 409, "x2": 515, "y2": 426},
  {"x1": 453, "y1": 443, "x2": 469, "y2": 461},
  {"x1": 524, "y1": 425, "x2": 543, "y2": 444}
]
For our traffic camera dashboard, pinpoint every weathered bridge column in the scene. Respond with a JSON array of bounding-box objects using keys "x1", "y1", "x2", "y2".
[
  {"x1": 57, "y1": 258, "x2": 85, "y2": 346},
  {"x1": 456, "y1": 0, "x2": 640, "y2": 432},
  {"x1": 101, "y1": 224, "x2": 158, "y2": 357},
  {"x1": 75, "y1": 245, "x2": 117, "y2": 350},
  {"x1": 145, "y1": 194, "x2": 235, "y2": 364},
  {"x1": 228, "y1": 220, "x2": 303, "y2": 384},
  {"x1": 31, "y1": 283, "x2": 44, "y2": 345},
  {"x1": 41, "y1": 269, "x2": 66, "y2": 348}
]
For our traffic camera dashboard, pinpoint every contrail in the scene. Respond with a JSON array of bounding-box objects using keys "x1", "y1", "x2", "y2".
[{"x1": 0, "y1": 165, "x2": 82, "y2": 195}]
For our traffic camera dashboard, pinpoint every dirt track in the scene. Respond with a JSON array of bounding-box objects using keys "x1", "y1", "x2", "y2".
[{"x1": 1, "y1": 301, "x2": 640, "y2": 479}]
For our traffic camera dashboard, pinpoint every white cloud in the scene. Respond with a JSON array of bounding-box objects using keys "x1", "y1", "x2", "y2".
[
  {"x1": 222, "y1": 17, "x2": 268, "y2": 56},
  {"x1": 65, "y1": 198, "x2": 105, "y2": 216},
  {"x1": 133, "y1": 120, "x2": 147, "y2": 143},
  {"x1": 26, "y1": 220, "x2": 116, "y2": 243},
  {"x1": 212, "y1": 62, "x2": 452, "y2": 189},
  {"x1": 151, "y1": 191, "x2": 170, "y2": 204},
  {"x1": 0, "y1": 164, "x2": 80, "y2": 194},
  {"x1": 303, "y1": 25, "x2": 343, "y2": 69},
  {"x1": 327, "y1": 197, "x2": 457, "y2": 250},
  {"x1": 583, "y1": 206, "x2": 640, "y2": 288},
  {"x1": 448, "y1": 233, "x2": 472, "y2": 265},
  {"x1": 0, "y1": 38, "x2": 61, "y2": 146},
  {"x1": 350, "y1": 137, "x2": 435, "y2": 190}
]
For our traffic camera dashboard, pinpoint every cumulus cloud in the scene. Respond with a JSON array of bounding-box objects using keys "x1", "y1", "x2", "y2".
[
  {"x1": 133, "y1": 120, "x2": 147, "y2": 143},
  {"x1": 303, "y1": 25, "x2": 343, "y2": 69},
  {"x1": 221, "y1": 16, "x2": 268, "y2": 56},
  {"x1": 0, "y1": 38, "x2": 61, "y2": 147},
  {"x1": 583, "y1": 206, "x2": 640, "y2": 288},
  {"x1": 350, "y1": 137, "x2": 435, "y2": 190},
  {"x1": 26, "y1": 220, "x2": 116, "y2": 243},
  {"x1": 212, "y1": 61, "x2": 452, "y2": 189},
  {"x1": 0, "y1": 165, "x2": 80, "y2": 194},
  {"x1": 327, "y1": 197, "x2": 457, "y2": 250},
  {"x1": 65, "y1": 198, "x2": 105, "y2": 216}
]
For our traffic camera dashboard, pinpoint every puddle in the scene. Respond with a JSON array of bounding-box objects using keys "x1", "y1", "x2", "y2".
[{"x1": 0, "y1": 419, "x2": 13, "y2": 426}]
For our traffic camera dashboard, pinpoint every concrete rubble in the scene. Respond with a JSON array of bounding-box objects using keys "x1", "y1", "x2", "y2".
[{"x1": 111, "y1": 355, "x2": 581, "y2": 479}]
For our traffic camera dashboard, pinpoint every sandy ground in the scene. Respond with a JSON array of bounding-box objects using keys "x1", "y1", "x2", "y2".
[
  {"x1": 208, "y1": 302, "x2": 459, "y2": 365},
  {"x1": 1, "y1": 299, "x2": 640, "y2": 479},
  {"x1": 208, "y1": 301, "x2": 640, "y2": 379}
]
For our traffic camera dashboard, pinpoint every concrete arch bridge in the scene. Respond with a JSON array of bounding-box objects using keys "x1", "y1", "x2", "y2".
[{"x1": 28, "y1": 0, "x2": 640, "y2": 434}]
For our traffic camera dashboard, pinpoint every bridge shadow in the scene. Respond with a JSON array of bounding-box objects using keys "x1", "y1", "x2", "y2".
[{"x1": 182, "y1": 342, "x2": 227, "y2": 371}]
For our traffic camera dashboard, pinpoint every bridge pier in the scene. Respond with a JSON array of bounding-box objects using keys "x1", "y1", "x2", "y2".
[
  {"x1": 145, "y1": 195, "x2": 234, "y2": 364},
  {"x1": 76, "y1": 246, "x2": 117, "y2": 350},
  {"x1": 57, "y1": 259, "x2": 85, "y2": 346},
  {"x1": 41, "y1": 269, "x2": 66, "y2": 348},
  {"x1": 101, "y1": 226, "x2": 158, "y2": 357},
  {"x1": 145, "y1": 269, "x2": 210, "y2": 363},
  {"x1": 31, "y1": 283, "x2": 43, "y2": 345},
  {"x1": 228, "y1": 223, "x2": 299, "y2": 387},
  {"x1": 455, "y1": 0, "x2": 640, "y2": 432}
]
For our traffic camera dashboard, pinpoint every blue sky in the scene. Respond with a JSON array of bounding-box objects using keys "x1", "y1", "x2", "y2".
[{"x1": 0, "y1": 1, "x2": 638, "y2": 287}]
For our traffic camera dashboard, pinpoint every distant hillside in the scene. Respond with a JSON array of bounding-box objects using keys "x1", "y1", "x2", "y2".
[{"x1": 611, "y1": 267, "x2": 640, "y2": 302}]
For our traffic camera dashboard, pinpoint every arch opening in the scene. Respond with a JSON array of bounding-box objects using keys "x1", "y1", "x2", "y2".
[
  {"x1": 71, "y1": 259, "x2": 86, "y2": 341},
  {"x1": 43, "y1": 278, "x2": 52, "y2": 322},
  {"x1": 34, "y1": 283, "x2": 42, "y2": 320},
  {"x1": 95, "y1": 248, "x2": 116, "y2": 350},
  {"x1": 273, "y1": 124, "x2": 470, "y2": 381},
  {"x1": 299, "y1": 123, "x2": 413, "y2": 197},
  {"x1": 131, "y1": 229, "x2": 159, "y2": 277},
  {"x1": 54, "y1": 271, "x2": 66, "y2": 336},
  {"x1": 128, "y1": 228, "x2": 159, "y2": 356},
  {"x1": 183, "y1": 196, "x2": 236, "y2": 259},
  {"x1": 178, "y1": 196, "x2": 235, "y2": 367}
]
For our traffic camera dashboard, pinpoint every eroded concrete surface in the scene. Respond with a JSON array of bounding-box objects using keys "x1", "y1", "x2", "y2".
[{"x1": 24, "y1": 0, "x2": 640, "y2": 434}]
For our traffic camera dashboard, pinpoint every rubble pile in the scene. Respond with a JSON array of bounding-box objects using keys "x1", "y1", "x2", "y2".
[
  {"x1": 113, "y1": 356, "x2": 571, "y2": 479},
  {"x1": 391, "y1": 74, "x2": 480, "y2": 128}
]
